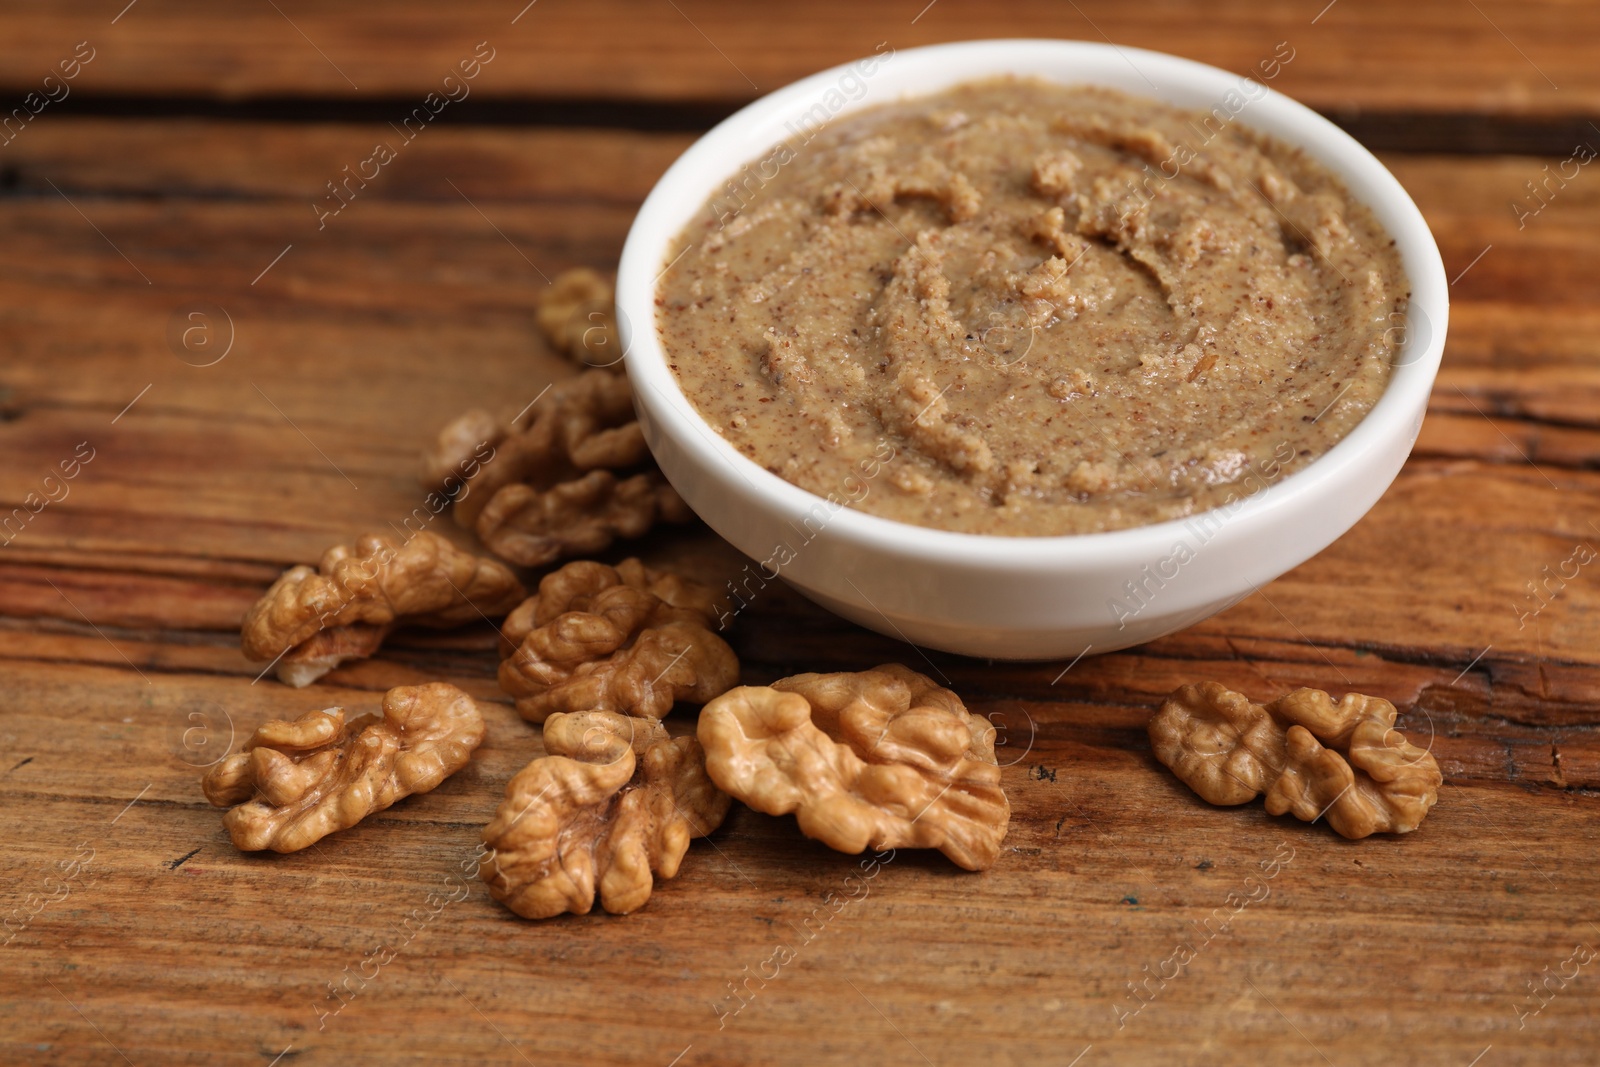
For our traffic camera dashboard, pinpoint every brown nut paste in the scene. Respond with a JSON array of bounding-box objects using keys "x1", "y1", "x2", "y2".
[{"x1": 656, "y1": 78, "x2": 1408, "y2": 535}]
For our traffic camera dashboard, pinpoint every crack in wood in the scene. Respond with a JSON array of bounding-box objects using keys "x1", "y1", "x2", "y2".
[
  {"x1": 8, "y1": 95, "x2": 1595, "y2": 156},
  {"x1": 166, "y1": 847, "x2": 202, "y2": 870}
]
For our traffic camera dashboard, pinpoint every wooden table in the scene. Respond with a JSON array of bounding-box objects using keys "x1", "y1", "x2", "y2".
[{"x1": 2, "y1": 3, "x2": 1597, "y2": 1064}]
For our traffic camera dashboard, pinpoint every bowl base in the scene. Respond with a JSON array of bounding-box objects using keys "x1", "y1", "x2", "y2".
[{"x1": 787, "y1": 578, "x2": 1249, "y2": 661}]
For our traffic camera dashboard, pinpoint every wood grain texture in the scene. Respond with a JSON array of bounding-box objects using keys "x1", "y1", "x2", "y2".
[{"x1": 2, "y1": 11, "x2": 1599, "y2": 1064}]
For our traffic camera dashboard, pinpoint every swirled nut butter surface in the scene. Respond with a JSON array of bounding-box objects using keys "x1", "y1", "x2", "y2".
[{"x1": 656, "y1": 78, "x2": 1408, "y2": 535}]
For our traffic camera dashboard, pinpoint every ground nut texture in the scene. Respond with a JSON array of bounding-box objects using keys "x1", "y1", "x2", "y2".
[{"x1": 657, "y1": 78, "x2": 1407, "y2": 535}]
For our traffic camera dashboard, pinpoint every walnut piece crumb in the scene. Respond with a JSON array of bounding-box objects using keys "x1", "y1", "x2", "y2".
[
  {"x1": 241, "y1": 531, "x2": 526, "y2": 687},
  {"x1": 480, "y1": 709, "x2": 730, "y2": 918},
  {"x1": 536, "y1": 267, "x2": 624, "y2": 372},
  {"x1": 202, "y1": 682, "x2": 485, "y2": 852},
  {"x1": 1148, "y1": 681, "x2": 1443, "y2": 839},
  {"x1": 697, "y1": 663, "x2": 1010, "y2": 870},
  {"x1": 498, "y1": 558, "x2": 737, "y2": 722},
  {"x1": 276, "y1": 622, "x2": 391, "y2": 689}
]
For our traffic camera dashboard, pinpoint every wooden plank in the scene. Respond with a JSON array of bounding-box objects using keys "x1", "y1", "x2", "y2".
[
  {"x1": 0, "y1": 0, "x2": 1593, "y2": 118},
  {"x1": 0, "y1": 119, "x2": 693, "y2": 205},
  {"x1": 1, "y1": 659, "x2": 1596, "y2": 1066},
  {"x1": 2, "y1": 125, "x2": 1598, "y2": 431},
  {"x1": 5, "y1": 124, "x2": 1598, "y2": 334},
  {"x1": 4, "y1": 583, "x2": 1594, "y2": 792}
]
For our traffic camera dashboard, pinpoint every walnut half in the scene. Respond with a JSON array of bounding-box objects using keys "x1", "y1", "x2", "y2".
[
  {"x1": 498, "y1": 558, "x2": 738, "y2": 723},
  {"x1": 241, "y1": 531, "x2": 526, "y2": 687},
  {"x1": 419, "y1": 369, "x2": 693, "y2": 567},
  {"x1": 697, "y1": 664, "x2": 1010, "y2": 870},
  {"x1": 536, "y1": 267, "x2": 624, "y2": 372},
  {"x1": 201, "y1": 682, "x2": 485, "y2": 852},
  {"x1": 480, "y1": 709, "x2": 730, "y2": 918},
  {"x1": 476, "y1": 468, "x2": 690, "y2": 569},
  {"x1": 1148, "y1": 681, "x2": 1443, "y2": 839}
]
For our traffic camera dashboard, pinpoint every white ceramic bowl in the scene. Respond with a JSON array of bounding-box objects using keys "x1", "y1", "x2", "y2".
[{"x1": 617, "y1": 39, "x2": 1447, "y2": 660}]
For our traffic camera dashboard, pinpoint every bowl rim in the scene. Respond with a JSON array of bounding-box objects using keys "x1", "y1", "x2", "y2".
[{"x1": 617, "y1": 37, "x2": 1448, "y2": 570}]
